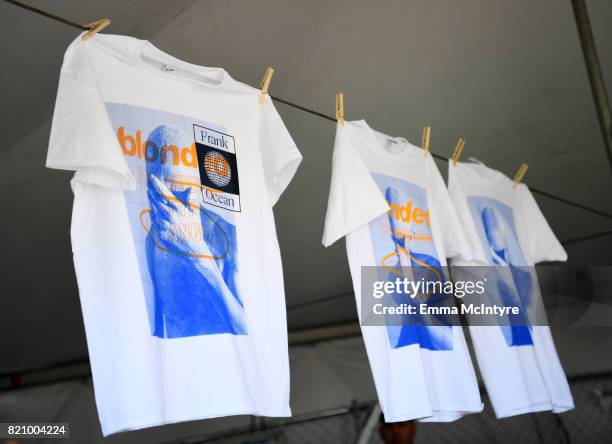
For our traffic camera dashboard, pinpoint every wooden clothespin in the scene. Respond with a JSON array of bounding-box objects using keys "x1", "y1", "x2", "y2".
[
  {"x1": 81, "y1": 19, "x2": 111, "y2": 41},
  {"x1": 512, "y1": 163, "x2": 529, "y2": 189},
  {"x1": 422, "y1": 127, "x2": 431, "y2": 157},
  {"x1": 258, "y1": 67, "x2": 274, "y2": 104},
  {"x1": 452, "y1": 138, "x2": 466, "y2": 165},
  {"x1": 335, "y1": 93, "x2": 345, "y2": 126}
]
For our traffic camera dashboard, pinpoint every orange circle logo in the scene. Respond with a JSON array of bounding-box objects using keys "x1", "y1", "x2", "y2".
[{"x1": 204, "y1": 151, "x2": 231, "y2": 187}]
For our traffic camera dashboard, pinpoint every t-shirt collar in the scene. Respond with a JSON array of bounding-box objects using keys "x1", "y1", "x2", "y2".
[{"x1": 131, "y1": 38, "x2": 230, "y2": 89}]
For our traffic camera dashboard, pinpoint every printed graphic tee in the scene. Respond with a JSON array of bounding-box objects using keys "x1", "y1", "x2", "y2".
[
  {"x1": 47, "y1": 34, "x2": 301, "y2": 435},
  {"x1": 322, "y1": 120, "x2": 483, "y2": 422},
  {"x1": 448, "y1": 161, "x2": 574, "y2": 418}
]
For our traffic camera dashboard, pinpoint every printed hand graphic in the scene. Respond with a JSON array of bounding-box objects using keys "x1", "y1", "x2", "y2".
[
  {"x1": 148, "y1": 174, "x2": 245, "y2": 322},
  {"x1": 149, "y1": 174, "x2": 215, "y2": 259}
]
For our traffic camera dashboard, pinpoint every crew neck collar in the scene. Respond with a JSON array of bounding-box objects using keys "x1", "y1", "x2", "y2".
[
  {"x1": 350, "y1": 120, "x2": 422, "y2": 162},
  {"x1": 456, "y1": 160, "x2": 507, "y2": 183},
  {"x1": 131, "y1": 38, "x2": 230, "y2": 89}
]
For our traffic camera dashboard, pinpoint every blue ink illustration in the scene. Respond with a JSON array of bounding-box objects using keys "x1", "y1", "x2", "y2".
[
  {"x1": 467, "y1": 196, "x2": 533, "y2": 346},
  {"x1": 369, "y1": 174, "x2": 453, "y2": 351},
  {"x1": 106, "y1": 103, "x2": 246, "y2": 338}
]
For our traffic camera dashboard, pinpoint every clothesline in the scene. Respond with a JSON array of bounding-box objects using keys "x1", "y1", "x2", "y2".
[
  {"x1": 4, "y1": 0, "x2": 612, "y2": 231},
  {"x1": 10, "y1": 0, "x2": 611, "y2": 327},
  {"x1": 3, "y1": 0, "x2": 89, "y2": 30}
]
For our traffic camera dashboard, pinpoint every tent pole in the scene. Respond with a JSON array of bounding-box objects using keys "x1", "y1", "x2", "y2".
[
  {"x1": 355, "y1": 403, "x2": 381, "y2": 444},
  {"x1": 570, "y1": 0, "x2": 612, "y2": 171}
]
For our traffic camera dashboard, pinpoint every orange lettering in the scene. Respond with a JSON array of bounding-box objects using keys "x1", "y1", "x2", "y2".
[
  {"x1": 136, "y1": 130, "x2": 143, "y2": 158},
  {"x1": 161, "y1": 145, "x2": 180, "y2": 165},
  {"x1": 118, "y1": 127, "x2": 137, "y2": 155},
  {"x1": 413, "y1": 208, "x2": 424, "y2": 224},
  {"x1": 387, "y1": 199, "x2": 431, "y2": 226},
  {"x1": 400, "y1": 201, "x2": 412, "y2": 221},
  {"x1": 118, "y1": 128, "x2": 201, "y2": 169},
  {"x1": 182, "y1": 143, "x2": 197, "y2": 168}
]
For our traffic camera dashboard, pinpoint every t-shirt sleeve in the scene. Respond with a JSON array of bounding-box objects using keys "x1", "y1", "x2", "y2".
[
  {"x1": 46, "y1": 38, "x2": 135, "y2": 191},
  {"x1": 519, "y1": 185, "x2": 567, "y2": 263},
  {"x1": 258, "y1": 97, "x2": 302, "y2": 206},
  {"x1": 429, "y1": 158, "x2": 475, "y2": 262},
  {"x1": 322, "y1": 137, "x2": 389, "y2": 247}
]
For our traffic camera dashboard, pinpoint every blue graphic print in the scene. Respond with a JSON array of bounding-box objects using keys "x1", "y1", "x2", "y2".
[
  {"x1": 369, "y1": 174, "x2": 453, "y2": 351},
  {"x1": 467, "y1": 196, "x2": 533, "y2": 346},
  {"x1": 107, "y1": 103, "x2": 246, "y2": 338}
]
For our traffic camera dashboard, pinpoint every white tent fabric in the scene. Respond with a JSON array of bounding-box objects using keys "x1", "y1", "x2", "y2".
[
  {"x1": 1, "y1": 0, "x2": 612, "y2": 372},
  {"x1": 1, "y1": 0, "x2": 612, "y2": 442}
]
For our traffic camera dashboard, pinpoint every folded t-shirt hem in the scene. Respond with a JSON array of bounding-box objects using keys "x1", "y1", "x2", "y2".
[
  {"x1": 382, "y1": 403, "x2": 483, "y2": 423},
  {"x1": 552, "y1": 401, "x2": 574, "y2": 414},
  {"x1": 383, "y1": 402, "x2": 484, "y2": 424},
  {"x1": 422, "y1": 403, "x2": 484, "y2": 422},
  {"x1": 102, "y1": 407, "x2": 292, "y2": 436},
  {"x1": 382, "y1": 408, "x2": 435, "y2": 423},
  {"x1": 495, "y1": 401, "x2": 554, "y2": 419}
]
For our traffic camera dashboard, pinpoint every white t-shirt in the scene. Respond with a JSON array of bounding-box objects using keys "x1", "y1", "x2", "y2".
[
  {"x1": 448, "y1": 161, "x2": 574, "y2": 418},
  {"x1": 322, "y1": 120, "x2": 483, "y2": 422},
  {"x1": 47, "y1": 34, "x2": 301, "y2": 436}
]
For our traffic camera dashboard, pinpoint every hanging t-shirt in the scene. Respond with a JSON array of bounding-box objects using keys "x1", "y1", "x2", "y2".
[
  {"x1": 448, "y1": 161, "x2": 574, "y2": 418},
  {"x1": 46, "y1": 33, "x2": 301, "y2": 436},
  {"x1": 322, "y1": 120, "x2": 483, "y2": 422}
]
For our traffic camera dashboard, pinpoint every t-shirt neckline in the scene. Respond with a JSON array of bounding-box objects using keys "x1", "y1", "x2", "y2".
[
  {"x1": 131, "y1": 38, "x2": 230, "y2": 89},
  {"x1": 352, "y1": 120, "x2": 422, "y2": 163},
  {"x1": 456, "y1": 161, "x2": 508, "y2": 184}
]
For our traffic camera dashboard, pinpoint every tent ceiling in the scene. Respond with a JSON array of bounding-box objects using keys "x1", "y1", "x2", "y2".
[{"x1": 1, "y1": 0, "x2": 611, "y2": 372}]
